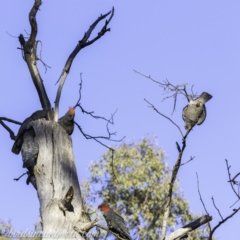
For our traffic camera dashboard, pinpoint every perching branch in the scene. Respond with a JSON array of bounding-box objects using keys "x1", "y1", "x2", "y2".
[
  {"x1": 0, "y1": 117, "x2": 22, "y2": 140},
  {"x1": 165, "y1": 215, "x2": 212, "y2": 240},
  {"x1": 54, "y1": 7, "x2": 115, "y2": 121},
  {"x1": 159, "y1": 129, "x2": 191, "y2": 240},
  {"x1": 18, "y1": 0, "x2": 51, "y2": 112}
]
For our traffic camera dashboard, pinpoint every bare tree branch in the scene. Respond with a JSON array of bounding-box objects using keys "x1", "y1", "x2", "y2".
[
  {"x1": 18, "y1": 0, "x2": 51, "y2": 112},
  {"x1": 229, "y1": 172, "x2": 240, "y2": 184},
  {"x1": 74, "y1": 121, "x2": 124, "y2": 150},
  {"x1": 180, "y1": 156, "x2": 195, "y2": 166},
  {"x1": 196, "y1": 172, "x2": 212, "y2": 236},
  {"x1": 0, "y1": 117, "x2": 21, "y2": 140},
  {"x1": 208, "y1": 207, "x2": 240, "y2": 240},
  {"x1": 196, "y1": 173, "x2": 211, "y2": 216},
  {"x1": 144, "y1": 98, "x2": 184, "y2": 137},
  {"x1": 54, "y1": 7, "x2": 115, "y2": 121},
  {"x1": 211, "y1": 197, "x2": 223, "y2": 221},
  {"x1": 74, "y1": 73, "x2": 117, "y2": 125},
  {"x1": 35, "y1": 40, "x2": 51, "y2": 73},
  {"x1": 160, "y1": 129, "x2": 191, "y2": 240},
  {"x1": 165, "y1": 215, "x2": 212, "y2": 240},
  {"x1": 0, "y1": 117, "x2": 21, "y2": 125},
  {"x1": 14, "y1": 172, "x2": 28, "y2": 181},
  {"x1": 225, "y1": 159, "x2": 240, "y2": 200}
]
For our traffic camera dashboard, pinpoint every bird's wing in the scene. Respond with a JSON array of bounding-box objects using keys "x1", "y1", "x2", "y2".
[
  {"x1": 111, "y1": 212, "x2": 132, "y2": 240},
  {"x1": 197, "y1": 104, "x2": 206, "y2": 125},
  {"x1": 182, "y1": 105, "x2": 188, "y2": 121},
  {"x1": 12, "y1": 117, "x2": 32, "y2": 154},
  {"x1": 22, "y1": 130, "x2": 39, "y2": 168},
  {"x1": 31, "y1": 110, "x2": 47, "y2": 120}
]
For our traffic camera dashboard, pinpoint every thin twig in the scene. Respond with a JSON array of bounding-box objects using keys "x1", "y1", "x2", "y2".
[
  {"x1": 225, "y1": 159, "x2": 240, "y2": 199},
  {"x1": 196, "y1": 173, "x2": 212, "y2": 233},
  {"x1": 0, "y1": 117, "x2": 21, "y2": 141},
  {"x1": 208, "y1": 206, "x2": 240, "y2": 240},
  {"x1": 134, "y1": 69, "x2": 190, "y2": 113},
  {"x1": 14, "y1": 172, "x2": 28, "y2": 181},
  {"x1": 229, "y1": 172, "x2": 240, "y2": 184},
  {"x1": 211, "y1": 196, "x2": 223, "y2": 220},
  {"x1": 196, "y1": 173, "x2": 210, "y2": 216},
  {"x1": 74, "y1": 73, "x2": 84, "y2": 108},
  {"x1": 74, "y1": 121, "x2": 124, "y2": 148},
  {"x1": 180, "y1": 156, "x2": 195, "y2": 166},
  {"x1": 0, "y1": 120, "x2": 16, "y2": 140},
  {"x1": 35, "y1": 40, "x2": 51, "y2": 73},
  {"x1": 144, "y1": 98, "x2": 184, "y2": 137}
]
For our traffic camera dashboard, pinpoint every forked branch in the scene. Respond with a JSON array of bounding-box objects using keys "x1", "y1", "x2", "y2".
[
  {"x1": 208, "y1": 206, "x2": 240, "y2": 240},
  {"x1": 18, "y1": 0, "x2": 51, "y2": 112},
  {"x1": 54, "y1": 8, "x2": 115, "y2": 121}
]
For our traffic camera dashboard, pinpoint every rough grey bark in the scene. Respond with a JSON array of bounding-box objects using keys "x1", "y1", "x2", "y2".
[{"x1": 32, "y1": 119, "x2": 84, "y2": 239}]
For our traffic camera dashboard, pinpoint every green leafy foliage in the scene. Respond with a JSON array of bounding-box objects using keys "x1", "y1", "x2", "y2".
[{"x1": 82, "y1": 138, "x2": 210, "y2": 239}]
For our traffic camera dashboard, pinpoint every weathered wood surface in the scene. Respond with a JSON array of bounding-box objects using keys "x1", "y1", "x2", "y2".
[{"x1": 32, "y1": 119, "x2": 84, "y2": 239}]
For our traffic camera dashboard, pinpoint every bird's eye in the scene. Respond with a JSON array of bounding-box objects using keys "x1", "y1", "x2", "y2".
[{"x1": 196, "y1": 103, "x2": 200, "y2": 107}]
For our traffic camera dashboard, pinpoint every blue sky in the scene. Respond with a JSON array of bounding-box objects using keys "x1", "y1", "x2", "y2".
[{"x1": 0, "y1": 1, "x2": 240, "y2": 239}]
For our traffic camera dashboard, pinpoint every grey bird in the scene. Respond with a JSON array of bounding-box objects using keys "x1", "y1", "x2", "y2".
[
  {"x1": 182, "y1": 92, "x2": 212, "y2": 130},
  {"x1": 98, "y1": 204, "x2": 132, "y2": 240},
  {"x1": 21, "y1": 128, "x2": 39, "y2": 190},
  {"x1": 21, "y1": 128, "x2": 39, "y2": 168},
  {"x1": 12, "y1": 110, "x2": 47, "y2": 154}
]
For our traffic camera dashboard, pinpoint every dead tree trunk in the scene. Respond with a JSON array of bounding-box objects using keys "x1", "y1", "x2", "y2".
[{"x1": 32, "y1": 119, "x2": 83, "y2": 238}]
